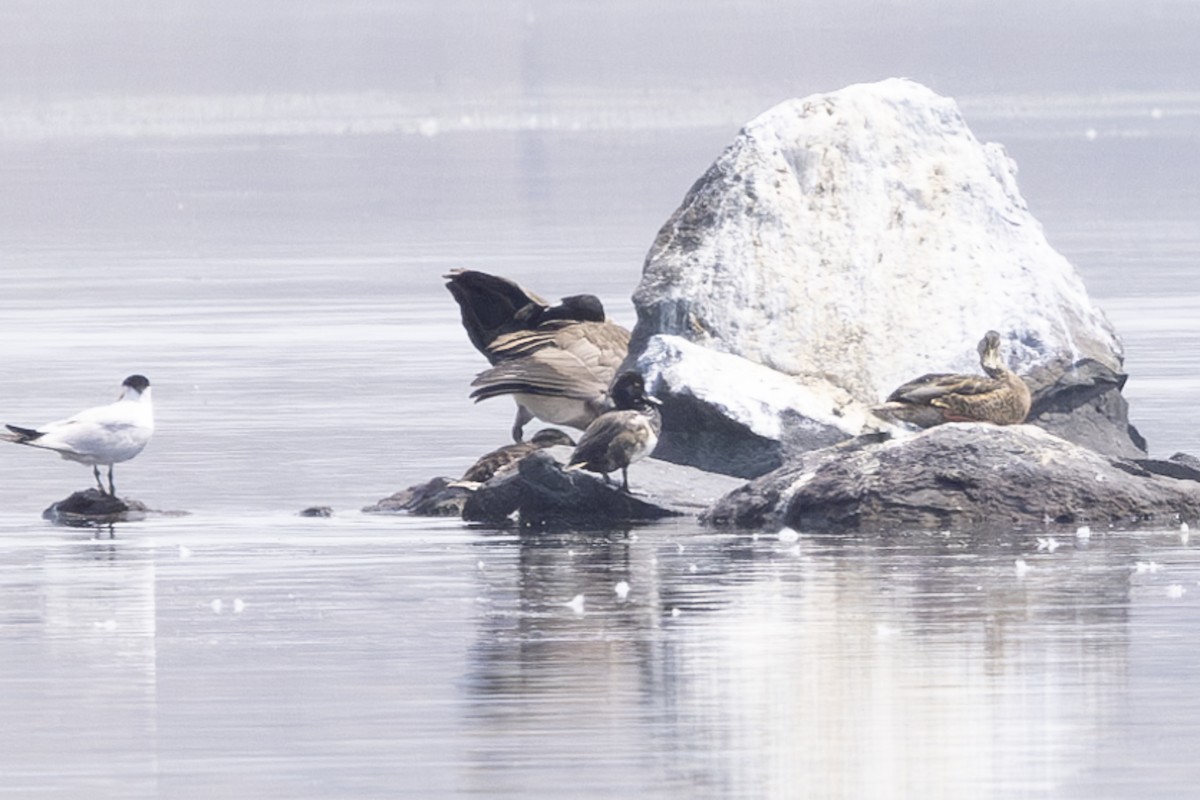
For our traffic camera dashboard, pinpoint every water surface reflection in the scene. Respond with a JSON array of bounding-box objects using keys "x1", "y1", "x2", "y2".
[{"x1": 460, "y1": 524, "x2": 1191, "y2": 798}]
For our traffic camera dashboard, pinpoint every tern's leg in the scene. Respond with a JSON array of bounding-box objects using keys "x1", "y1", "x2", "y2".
[
  {"x1": 107, "y1": 466, "x2": 116, "y2": 498},
  {"x1": 92, "y1": 466, "x2": 106, "y2": 494},
  {"x1": 620, "y1": 467, "x2": 630, "y2": 493}
]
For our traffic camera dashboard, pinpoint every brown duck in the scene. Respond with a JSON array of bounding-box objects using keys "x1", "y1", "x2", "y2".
[
  {"x1": 873, "y1": 330, "x2": 1032, "y2": 428},
  {"x1": 459, "y1": 428, "x2": 576, "y2": 485},
  {"x1": 568, "y1": 372, "x2": 662, "y2": 492}
]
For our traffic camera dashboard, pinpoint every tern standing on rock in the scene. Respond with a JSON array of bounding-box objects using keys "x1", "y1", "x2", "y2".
[{"x1": 2, "y1": 375, "x2": 154, "y2": 497}]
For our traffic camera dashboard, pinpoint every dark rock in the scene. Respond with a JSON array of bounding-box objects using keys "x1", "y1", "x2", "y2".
[
  {"x1": 1171, "y1": 452, "x2": 1200, "y2": 470},
  {"x1": 299, "y1": 506, "x2": 334, "y2": 518},
  {"x1": 704, "y1": 424, "x2": 1200, "y2": 533},
  {"x1": 463, "y1": 450, "x2": 743, "y2": 529},
  {"x1": 1134, "y1": 452, "x2": 1200, "y2": 483},
  {"x1": 1022, "y1": 357, "x2": 1145, "y2": 459},
  {"x1": 42, "y1": 490, "x2": 149, "y2": 527},
  {"x1": 362, "y1": 477, "x2": 473, "y2": 517}
]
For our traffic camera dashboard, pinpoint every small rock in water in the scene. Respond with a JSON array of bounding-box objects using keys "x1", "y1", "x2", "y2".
[
  {"x1": 299, "y1": 506, "x2": 333, "y2": 518},
  {"x1": 614, "y1": 581, "x2": 631, "y2": 600},
  {"x1": 42, "y1": 489, "x2": 146, "y2": 527},
  {"x1": 777, "y1": 527, "x2": 801, "y2": 544},
  {"x1": 1075, "y1": 525, "x2": 1092, "y2": 540}
]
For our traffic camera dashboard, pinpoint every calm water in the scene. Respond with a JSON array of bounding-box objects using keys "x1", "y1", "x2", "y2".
[{"x1": 3, "y1": 4, "x2": 1200, "y2": 798}]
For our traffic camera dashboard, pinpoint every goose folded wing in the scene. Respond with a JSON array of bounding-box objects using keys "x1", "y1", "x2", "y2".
[
  {"x1": 486, "y1": 320, "x2": 630, "y2": 363},
  {"x1": 470, "y1": 348, "x2": 611, "y2": 402}
]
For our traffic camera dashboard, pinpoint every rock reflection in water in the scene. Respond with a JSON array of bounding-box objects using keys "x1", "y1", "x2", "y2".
[{"x1": 463, "y1": 525, "x2": 1133, "y2": 798}]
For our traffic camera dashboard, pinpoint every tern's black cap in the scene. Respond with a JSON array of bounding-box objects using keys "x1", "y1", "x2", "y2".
[{"x1": 123, "y1": 375, "x2": 150, "y2": 392}]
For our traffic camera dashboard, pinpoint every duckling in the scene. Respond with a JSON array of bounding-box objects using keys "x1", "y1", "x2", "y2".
[
  {"x1": 873, "y1": 330, "x2": 1031, "y2": 428},
  {"x1": 568, "y1": 372, "x2": 662, "y2": 492}
]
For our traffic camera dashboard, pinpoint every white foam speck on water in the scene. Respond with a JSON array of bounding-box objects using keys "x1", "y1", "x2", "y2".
[
  {"x1": 211, "y1": 599, "x2": 224, "y2": 614},
  {"x1": 670, "y1": 608, "x2": 681, "y2": 618},
  {"x1": 1076, "y1": 526, "x2": 1092, "y2": 540},
  {"x1": 1135, "y1": 561, "x2": 1162, "y2": 574},
  {"x1": 614, "y1": 581, "x2": 631, "y2": 601},
  {"x1": 93, "y1": 619, "x2": 117, "y2": 631},
  {"x1": 778, "y1": 527, "x2": 801, "y2": 544},
  {"x1": 178, "y1": 545, "x2": 193, "y2": 559},
  {"x1": 1167, "y1": 584, "x2": 1186, "y2": 599},
  {"x1": 688, "y1": 564, "x2": 698, "y2": 574},
  {"x1": 233, "y1": 599, "x2": 246, "y2": 614},
  {"x1": 1036, "y1": 537, "x2": 1060, "y2": 552},
  {"x1": 564, "y1": 594, "x2": 585, "y2": 615},
  {"x1": 1181, "y1": 522, "x2": 1190, "y2": 532},
  {"x1": 1015, "y1": 558, "x2": 1031, "y2": 577}
]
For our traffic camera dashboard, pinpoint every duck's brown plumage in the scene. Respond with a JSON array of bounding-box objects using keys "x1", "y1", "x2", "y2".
[
  {"x1": 874, "y1": 330, "x2": 1032, "y2": 428},
  {"x1": 568, "y1": 372, "x2": 662, "y2": 492},
  {"x1": 445, "y1": 270, "x2": 631, "y2": 441},
  {"x1": 460, "y1": 428, "x2": 576, "y2": 484}
]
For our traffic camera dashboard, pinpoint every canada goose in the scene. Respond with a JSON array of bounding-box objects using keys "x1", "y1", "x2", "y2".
[
  {"x1": 460, "y1": 428, "x2": 576, "y2": 484},
  {"x1": 873, "y1": 331, "x2": 1032, "y2": 427},
  {"x1": 445, "y1": 269, "x2": 631, "y2": 441},
  {"x1": 568, "y1": 372, "x2": 662, "y2": 492},
  {"x1": 2, "y1": 375, "x2": 155, "y2": 496}
]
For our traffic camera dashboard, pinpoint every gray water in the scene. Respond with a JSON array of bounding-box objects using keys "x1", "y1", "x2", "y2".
[{"x1": 2, "y1": 2, "x2": 1200, "y2": 798}]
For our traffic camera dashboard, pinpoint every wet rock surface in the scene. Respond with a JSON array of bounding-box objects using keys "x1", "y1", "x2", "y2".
[
  {"x1": 704, "y1": 425, "x2": 1200, "y2": 534},
  {"x1": 463, "y1": 450, "x2": 743, "y2": 529},
  {"x1": 362, "y1": 477, "x2": 473, "y2": 517},
  {"x1": 41, "y1": 489, "x2": 181, "y2": 527}
]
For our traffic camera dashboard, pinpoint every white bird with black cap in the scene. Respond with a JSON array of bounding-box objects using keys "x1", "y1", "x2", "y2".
[{"x1": 2, "y1": 375, "x2": 154, "y2": 497}]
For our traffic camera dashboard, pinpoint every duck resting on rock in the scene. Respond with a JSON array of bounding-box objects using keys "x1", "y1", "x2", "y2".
[
  {"x1": 458, "y1": 428, "x2": 576, "y2": 485},
  {"x1": 872, "y1": 330, "x2": 1032, "y2": 428}
]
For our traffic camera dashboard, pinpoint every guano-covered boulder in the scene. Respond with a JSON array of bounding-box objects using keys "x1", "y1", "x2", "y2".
[{"x1": 625, "y1": 78, "x2": 1143, "y2": 477}]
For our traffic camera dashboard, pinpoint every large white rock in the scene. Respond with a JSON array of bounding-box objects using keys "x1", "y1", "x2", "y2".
[{"x1": 629, "y1": 79, "x2": 1141, "y2": 475}]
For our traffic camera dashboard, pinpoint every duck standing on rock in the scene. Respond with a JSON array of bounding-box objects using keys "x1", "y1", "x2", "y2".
[
  {"x1": 1, "y1": 374, "x2": 154, "y2": 496},
  {"x1": 568, "y1": 372, "x2": 662, "y2": 492},
  {"x1": 873, "y1": 331, "x2": 1032, "y2": 428},
  {"x1": 444, "y1": 269, "x2": 631, "y2": 442}
]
